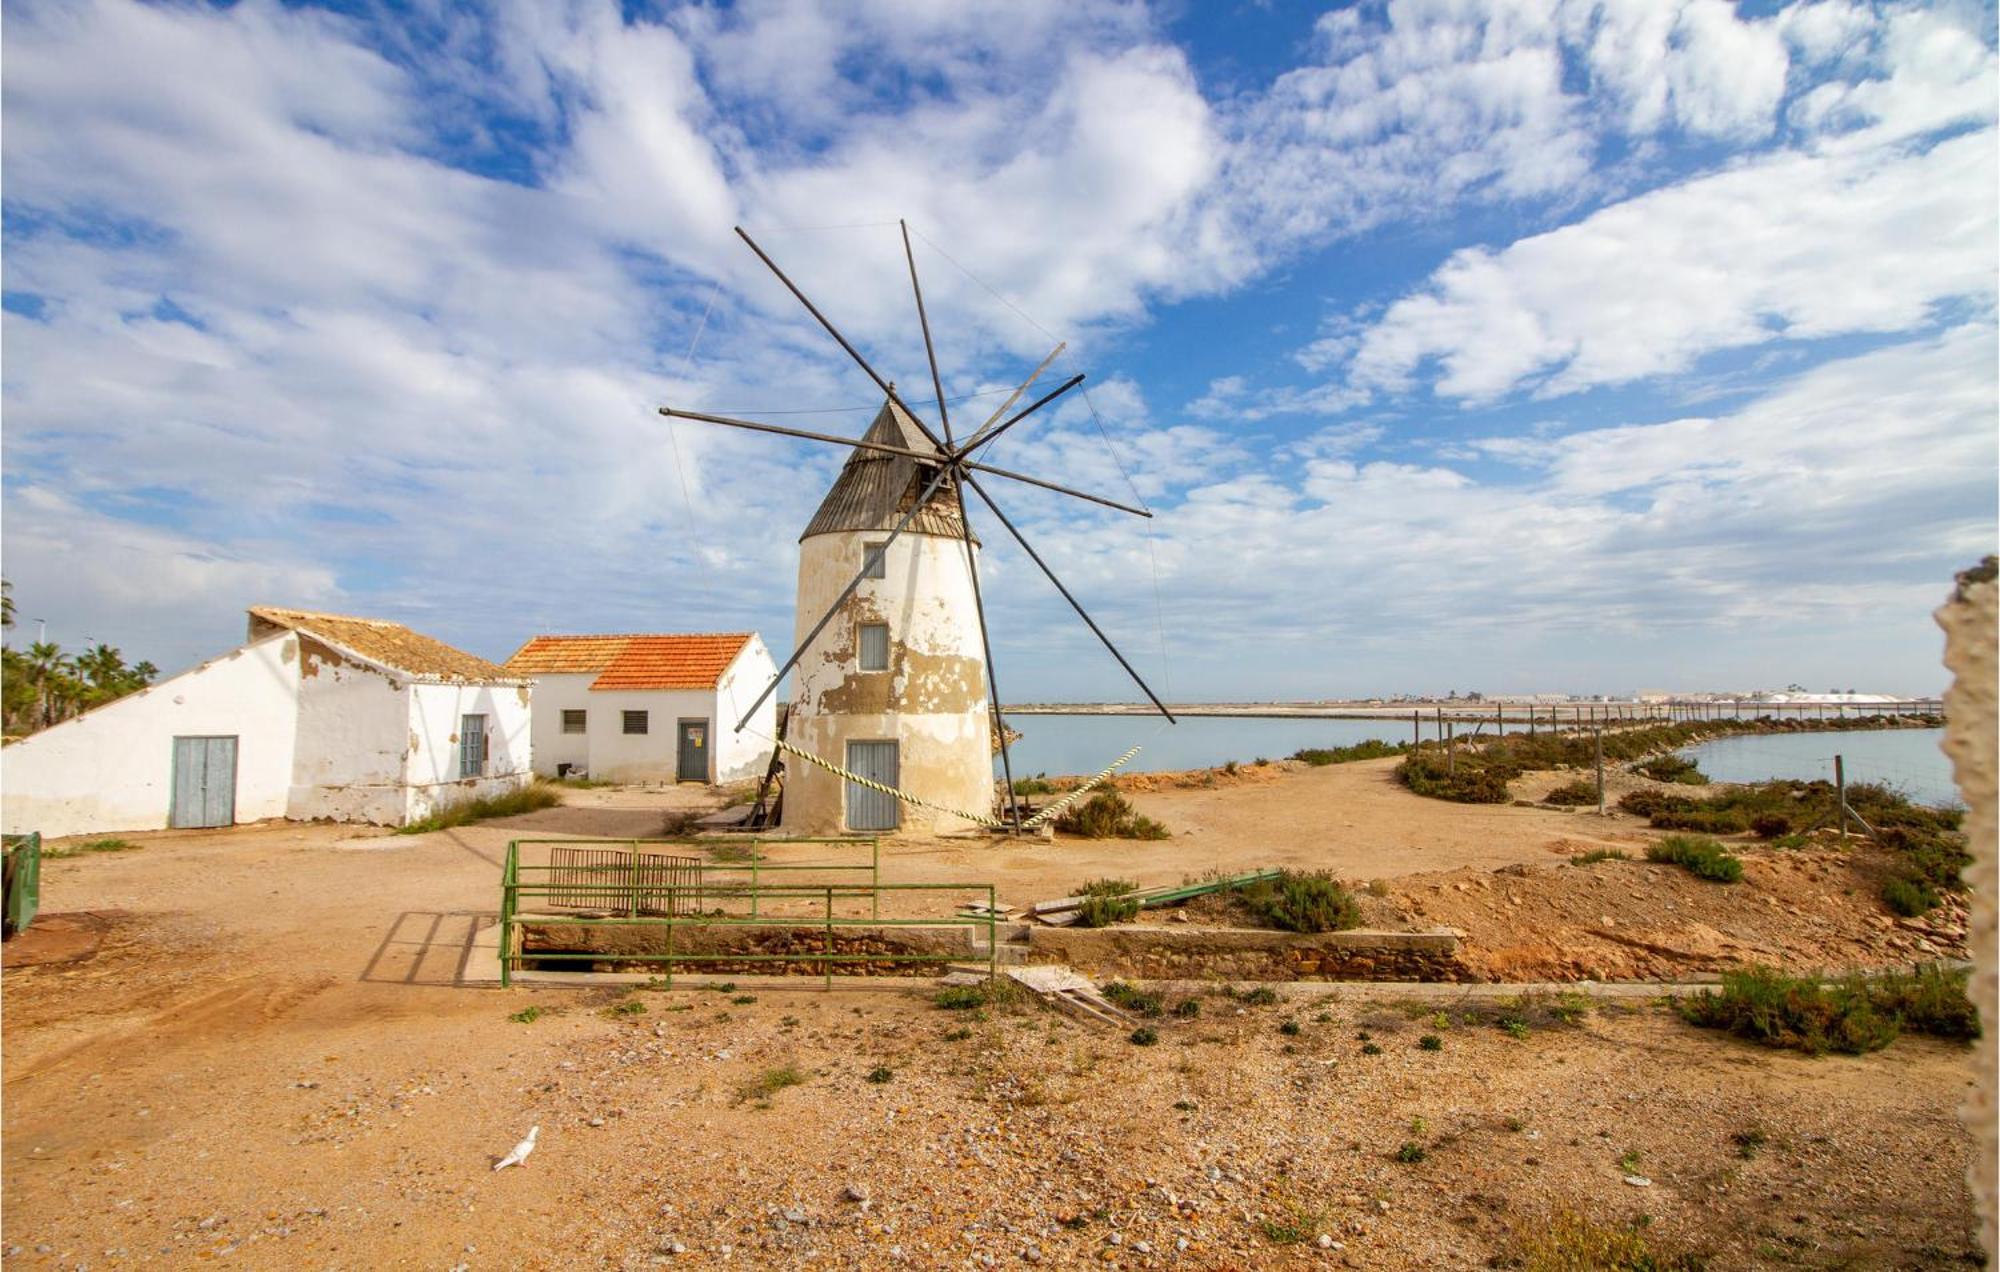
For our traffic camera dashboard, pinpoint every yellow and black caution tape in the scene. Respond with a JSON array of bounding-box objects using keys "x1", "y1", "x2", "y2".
[{"x1": 773, "y1": 739, "x2": 1142, "y2": 832}]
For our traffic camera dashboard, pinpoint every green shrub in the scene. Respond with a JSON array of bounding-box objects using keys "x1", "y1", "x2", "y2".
[
  {"x1": 1054, "y1": 791, "x2": 1170, "y2": 840},
  {"x1": 1882, "y1": 875, "x2": 1939, "y2": 917},
  {"x1": 1237, "y1": 870, "x2": 1361, "y2": 933},
  {"x1": 1569, "y1": 848, "x2": 1628, "y2": 865},
  {"x1": 399, "y1": 780, "x2": 563, "y2": 834},
  {"x1": 1646, "y1": 835, "x2": 1744, "y2": 883},
  {"x1": 1503, "y1": 1208, "x2": 1705, "y2": 1272},
  {"x1": 1398, "y1": 753, "x2": 1513, "y2": 803},
  {"x1": 1676, "y1": 964, "x2": 1978, "y2": 1054},
  {"x1": 865, "y1": 1065, "x2": 894, "y2": 1084},
  {"x1": 1278, "y1": 1019, "x2": 1301, "y2": 1036},
  {"x1": 1129, "y1": 1026, "x2": 1158, "y2": 1046},
  {"x1": 1750, "y1": 814, "x2": 1792, "y2": 839},
  {"x1": 1292, "y1": 739, "x2": 1407, "y2": 766},
  {"x1": 1637, "y1": 754, "x2": 1707, "y2": 784},
  {"x1": 737, "y1": 1065, "x2": 806, "y2": 1103},
  {"x1": 1543, "y1": 779, "x2": 1598, "y2": 806},
  {"x1": 1418, "y1": 1034, "x2": 1443, "y2": 1051},
  {"x1": 934, "y1": 985, "x2": 988, "y2": 1010},
  {"x1": 1242, "y1": 986, "x2": 1279, "y2": 1006},
  {"x1": 1102, "y1": 981, "x2": 1164, "y2": 1017},
  {"x1": 44, "y1": 837, "x2": 140, "y2": 859},
  {"x1": 1360, "y1": 1042, "x2": 1383, "y2": 1055},
  {"x1": 507, "y1": 1006, "x2": 542, "y2": 1024},
  {"x1": 1075, "y1": 878, "x2": 1142, "y2": 928},
  {"x1": 1172, "y1": 998, "x2": 1201, "y2": 1018},
  {"x1": 1395, "y1": 1141, "x2": 1426, "y2": 1163}
]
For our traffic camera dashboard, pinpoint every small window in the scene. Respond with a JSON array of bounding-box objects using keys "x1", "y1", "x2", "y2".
[
  {"x1": 623, "y1": 710, "x2": 649, "y2": 735},
  {"x1": 561, "y1": 709, "x2": 586, "y2": 735},
  {"x1": 459, "y1": 714, "x2": 488, "y2": 779},
  {"x1": 858, "y1": 623, "x2": 889, "y2": 671},
  {"x1": 862, "y1": 541, "x2": 887, "y2": 579}
]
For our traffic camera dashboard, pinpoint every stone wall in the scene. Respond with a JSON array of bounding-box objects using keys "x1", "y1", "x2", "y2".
[
  {"x1": 516, "y1": 919, "x2": 978, "y2": 977},
  {"x1": 1026, "y1": 926, "x2": 1476, "y2": 983}
]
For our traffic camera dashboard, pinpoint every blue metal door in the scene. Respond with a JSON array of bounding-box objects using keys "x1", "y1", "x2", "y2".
[
  {"x1": 171, "y1": 736, "x2": 237, "y2": 829},
  {"x1": 844, "y1": 739, "x2": 900, "y2": 831}
]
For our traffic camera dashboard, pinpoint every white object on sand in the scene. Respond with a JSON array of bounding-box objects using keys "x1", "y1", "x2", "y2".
[{"x1": 493, "y1": 1125, "x2": 539, "y2": 1171}]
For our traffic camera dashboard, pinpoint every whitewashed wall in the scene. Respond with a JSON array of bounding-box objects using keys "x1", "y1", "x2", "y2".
[
  {"x1": 714, "y1": 635, "x2": 778, "y2": 783},
  {"x1": 523, "y1": 672, "x2": 596, "y2": 777},
  {"x1": 403, "y1": 680, "x2": 533, "y2": 821},
  {"x1": 288, "y1": 634, "x2": 416, "y2": 824},
  {"x1": 784, "y1": 529, "x2": 992, "y2": 835},
  {"x1": 584, "y1": 687, "x2": 720, "y2": 782},
  {"x1": 0, "y1": 634, "x2": 301, "y2": 838}
]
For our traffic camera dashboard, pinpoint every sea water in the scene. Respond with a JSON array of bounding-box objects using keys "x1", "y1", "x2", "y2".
[
  {"x1": 1677, "y1": 728, "x2": 1958, "y2": 809},
  {"x1": 999, "y1": 715, "x2": 1961, "y2": 810}
]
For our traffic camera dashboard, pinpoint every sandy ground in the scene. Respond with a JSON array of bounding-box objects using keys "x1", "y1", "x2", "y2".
[{"x1": 1, "y1": 764, "x2": 1982, "y2": 1268}]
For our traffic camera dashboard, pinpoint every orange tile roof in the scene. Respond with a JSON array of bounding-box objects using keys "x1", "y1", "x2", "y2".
[
  {"x1": 248, "y1": 607, "x2": 517, "y2": 682},
  {"x1": 504, "y1": 633, "x2": 754, "y2": 691}
]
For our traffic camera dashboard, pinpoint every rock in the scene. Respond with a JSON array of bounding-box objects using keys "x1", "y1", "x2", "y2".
[
  {"x1": 840, "y1": 1184, "x2": 870, "y2": 1204},
  {"x1": 1317, "y1": 1234, "x2": 1333, "y2": 1248},
  {"x1": 1623, "y1": 1175, "x2": 1653, "y2": 1187},
  {"x1": 781, "y1": 1207, "x2": 809, "y2": 1225}
]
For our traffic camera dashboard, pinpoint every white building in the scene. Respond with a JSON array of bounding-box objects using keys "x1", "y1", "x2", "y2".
[
  {"x1": 782, "y1": 399, "x2": 993, "y2": 836},
  {"x1": 1, "y1": 607, "x2": 532, "y2": 839},
  {"x1": 503, "y1": 633, "x2": 775, "y2": 784}
]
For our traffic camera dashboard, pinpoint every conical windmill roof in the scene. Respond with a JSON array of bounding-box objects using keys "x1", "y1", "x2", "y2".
[{"x1": 799, "y1": 397, "x2": 978, "y2": 544}]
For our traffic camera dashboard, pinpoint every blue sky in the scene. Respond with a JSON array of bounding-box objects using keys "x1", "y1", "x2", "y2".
[{"x1": 2, "y1": 0, "x2": 1994, "y2": 700}]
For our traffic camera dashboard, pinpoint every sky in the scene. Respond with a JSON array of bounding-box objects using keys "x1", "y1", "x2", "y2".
[{"x1": 1, "y1": 0, "x2": 1994, "y2": 702}]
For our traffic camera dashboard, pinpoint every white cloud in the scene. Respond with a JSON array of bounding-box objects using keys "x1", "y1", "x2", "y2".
[{"x1": 1343, "y1": 128, "x2": 1996, "y2": 401}]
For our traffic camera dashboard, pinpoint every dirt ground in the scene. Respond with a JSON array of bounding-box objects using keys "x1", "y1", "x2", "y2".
[{"x1": 1, "y1": 764, "x2": 1983, "y2": 1268}]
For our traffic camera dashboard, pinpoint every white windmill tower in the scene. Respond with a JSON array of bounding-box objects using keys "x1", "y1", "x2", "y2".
[{"x1": 661, "y1": 223, "x2": 1174, "y2": 834}]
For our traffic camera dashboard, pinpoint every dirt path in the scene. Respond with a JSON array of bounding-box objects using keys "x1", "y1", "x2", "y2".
[{"x1": 1, "y1": 773, "x2": 1981, "y2": 1268}]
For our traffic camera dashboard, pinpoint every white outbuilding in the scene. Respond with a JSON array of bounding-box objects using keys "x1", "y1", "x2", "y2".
[
  {"x1": 0, "y1": 607, "x2": 533, "y2": 839},
  {"x1": 502, "y1": 632, "x2": 776, "y2": 784}
]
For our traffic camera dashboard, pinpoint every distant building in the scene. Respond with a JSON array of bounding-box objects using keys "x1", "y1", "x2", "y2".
[
  {"x1": 1, "y1": 607, "x2": 532, "y2": 839},
  {"x1": 504, "y1": 633, "x2": 776, "y2": 784}
]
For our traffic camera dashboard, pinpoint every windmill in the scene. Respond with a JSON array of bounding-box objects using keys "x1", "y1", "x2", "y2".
[{"x1": 659, "y1": 223, "x2": 1174, "y2": 834}]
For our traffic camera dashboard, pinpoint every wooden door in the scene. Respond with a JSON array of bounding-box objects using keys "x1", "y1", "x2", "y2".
[
  {"x1": 171, "y1": 736, "x2": 237, "y2": 829},
  {"x1": 844, "y1": 739, "x2": 900, "y2": 831}
]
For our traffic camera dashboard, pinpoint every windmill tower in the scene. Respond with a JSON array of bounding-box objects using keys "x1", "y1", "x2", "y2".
[
  {"x1": 784, "y1": 397, "x2": 990, "y2": 834},
  {"x1": 661, "y1": 222, "x2": 1174, "y2": 835}
]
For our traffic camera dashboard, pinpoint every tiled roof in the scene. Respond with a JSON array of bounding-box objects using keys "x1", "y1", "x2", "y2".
[
  {"x1": 504, "y1": 633, "x2": 754, "y2": 691},
  {"x1": 800, "y1": 398, "x2": 977, "y2": 544},
  {"x1": 247, "y1": 607, "x2": 517, "y2": 682}
]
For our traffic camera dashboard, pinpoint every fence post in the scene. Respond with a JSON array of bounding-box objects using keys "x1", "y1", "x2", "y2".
[
  {"x1": 1835, "y1": 754, "x2": 1847, "y2": 841},
  {"x1": 1412, "y1": 710, "x2": 1420, "y2": 751},
  {"x1": 751, "y1": 843, "x2": 761, "y2": 919},
  {"x1": 1595, "y1": 727, "x2": 1605, "y2": 816},
  {"x1": 1446, "y1": 720, "x2": 1455, "y2": 775},
  {"x1": 871, "y1": 838, "x2": 881, "y2": 920},
  {"x1": 825, "y1": 886, "x2": 834, "y2": 991},
  {"x1": 627, "y1": 841, "x2": 639, "y2": 919}
]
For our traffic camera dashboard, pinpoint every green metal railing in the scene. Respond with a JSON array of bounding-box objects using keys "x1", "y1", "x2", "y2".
[
  {"x1": 3, "y1": 832, "x2": 42, "y2": 938},
  {"x1": 511, "y1": 835, "x2": 881, "y2": 916},
  {"x1": 498, "y1": 838, "x2": 993, "y2": 989}
]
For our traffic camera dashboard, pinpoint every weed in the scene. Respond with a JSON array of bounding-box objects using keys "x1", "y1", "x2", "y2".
[
  {"x1": 1395, "y1": 1141, "x2": 1427, "y2": 1163},
  {"x1": 1172, "y1": 1099, "x2": 1197, "y2": 1111},
  {"x1": 1223, "y1": 760, "x2": 1239, "y2": 776},
  {"x1": 1619, "y1": 1148, "x2": 1642, "y2": 1173},
  {"x1": 1504, "y1": 1116, "x2": 1525, "y2": 1133},
  {"x1": 507, "y1": 1006, "x2": 542, "y2": 1024},
  {"x1": 1732, "y1": 1127, "x2": 1766, "y2": 1159},
  {"x1": 1365, "y1": 878, "x2": 1390, "y2": 898},
  {"x1": 398, "y1": 780, "x2": 563, "y2": 834},
  {"x1": 1749, "y1": 814, "x2": 1792, "y2": 839},
  {"x1": 865, "y1": 1065, "x2": 894, "y2": 1085},
  {"x1": 43, "y1": 837, "x2": 139, "y2": 859},
  {"x1": 943, "y1": 1026, "x2": 973, "y2": 1042},
  {"x1": 1569, "y1": 848, "x2": 1628, "y2": 866},
  {"x1": 1242, "y1": 986, "x2": 1280, "y2": 1007},
  {"x1": 1258, "y1": 1202, "x2": 1323, "y2": 1244},
  {"x1": 1129, "y1": 1026, "x2": 1159, "y2": 1046},
  {"x1": 1278, "y1": 1020, "x2": 1301, "y2": 1037},
  {"x1": 737, "y1": 1065, "x2": 806, "y2": 1103},
  {"x1": 1314, "y1": 1010, "x2": 1334, "y2": 1024},
  {"x1": 1501, "y1": 1017, "x2": 1531, "y2": 1040},
  {"x1": 934, "y1": 986, "x2": 988, "y2": 1011},
  {"x1": 730, "y1": 994, "x2": 757, "y2": 1005},
  {"x1": 1502, "y1": 1208, "x2": 1705, "y2": 1271},
  {"x1": 1355, "y1": 1030, "x2": 1372, "y2": 1041},
  {"x1": 1430, "y1": 1011, "x2": 1452, "y2": 1030},
  {"x1": 705, "y1": 843, "x2": 762, "y2": 864},
  {"x1": 1409, "y1": 1115, "x2": 1428, "y2": 1135},
  {"x1": 605, "y1": 999, "x2": 646, "y2": 1018},
  {"x1": 1011, "y1": 774, "x2": 1059, "y2": 796},
  {"x1": 1172, "y1": 999, "x2": 1202, "y2": 1019},
  {"x1": 1236, "y1": 870, "x2": 1361, "y2": 933},
  {"x1": 1360, "y1": 1043, "x2": 1383, "y2": 1056},
  {"x1": 1418, "y1": 1034, "x2": 1443, "y2": 1051},
  {"x1": 1646, "y1": 835, "x2": 1744, "y2": 883}
]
